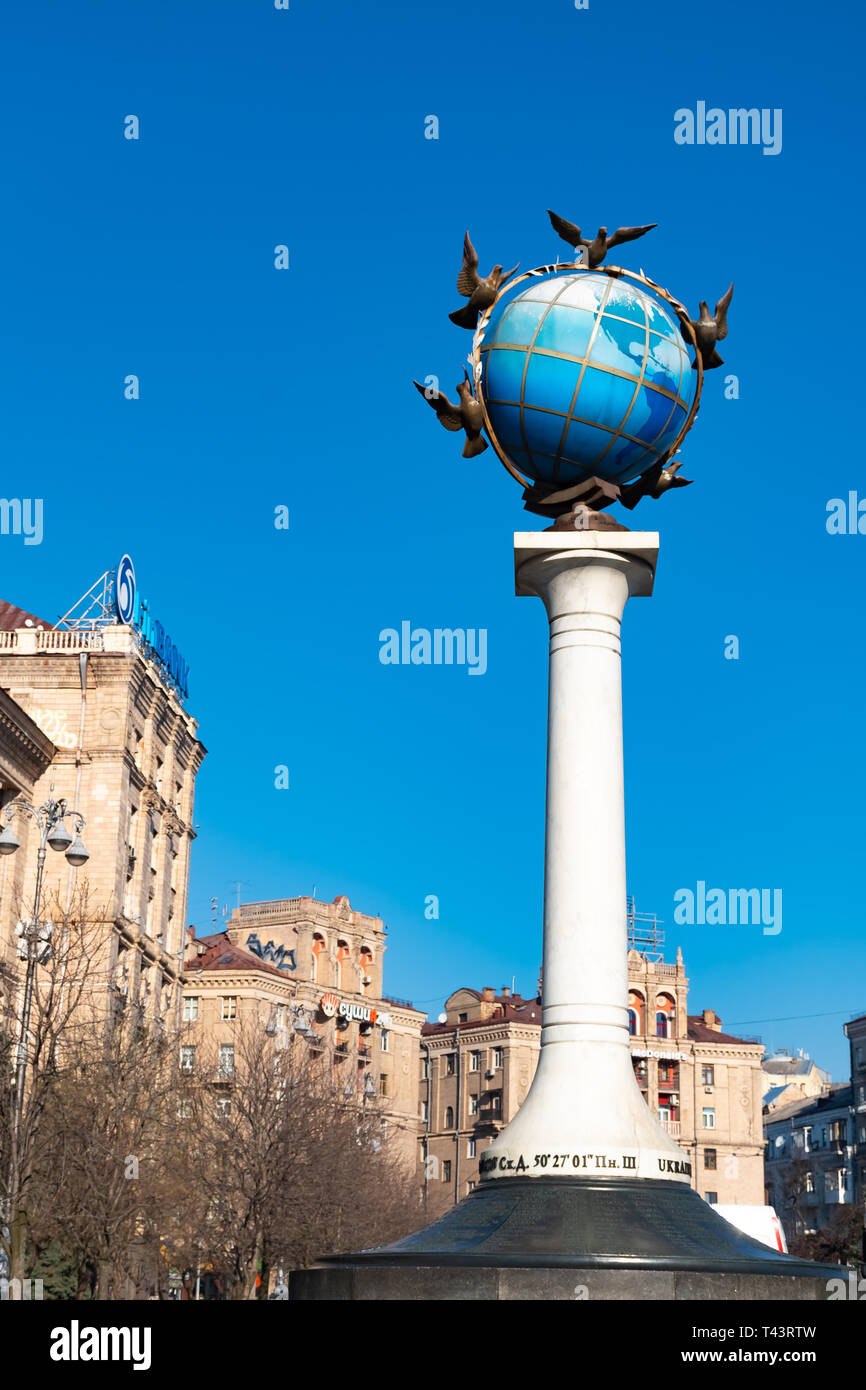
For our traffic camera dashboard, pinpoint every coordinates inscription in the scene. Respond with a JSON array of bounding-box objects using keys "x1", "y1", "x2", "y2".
[{"x1": 478, "y1": 1152, "x2": 692, "y2": 1177}]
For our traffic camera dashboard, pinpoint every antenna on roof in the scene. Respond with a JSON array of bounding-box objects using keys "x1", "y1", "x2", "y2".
[
  {"x1": 54, "y1": 568, "x2": 116, "y2": 631},
  {"x1": 627, "y1": 896, "x2": 665, "y2": 961}
]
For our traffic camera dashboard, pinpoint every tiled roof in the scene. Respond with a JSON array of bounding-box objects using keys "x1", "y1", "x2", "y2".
[
  {"x1": 762, "y1": 1056, "x2": 817, "y2": 1077},
  {"x1": 422, "y1": 997, "x2": 543, "y2": 1036},
  {"x1": 762, "y1": 1084, "x2": 790, "y2": 1107},
  {"x1": 765, "y1": 1085, "x2": 852, "y2": 1126},
  {"x1": 0, "y1": 598, "x2": 52, "y2": 631},
  {"x1": 686, "y1": 1016, "x2": 761, "y2": 1046},
  {"x1": 184, "y1": 931, "x2": 286, "y2": 980}
]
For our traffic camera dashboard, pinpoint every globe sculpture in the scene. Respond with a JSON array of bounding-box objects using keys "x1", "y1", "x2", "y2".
[{"x1": 476, "y1": 269, "x2": 699, "y2": 491}]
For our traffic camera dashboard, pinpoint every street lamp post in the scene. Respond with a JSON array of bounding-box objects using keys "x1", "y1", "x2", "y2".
[{"x1": 0, "y1": 783, "x2": 89, "y2": 1275}]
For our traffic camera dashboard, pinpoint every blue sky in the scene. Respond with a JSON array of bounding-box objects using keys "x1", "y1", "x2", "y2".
[{"x1": 2, "y1": 0, "x2": 864, "y2": 1078}]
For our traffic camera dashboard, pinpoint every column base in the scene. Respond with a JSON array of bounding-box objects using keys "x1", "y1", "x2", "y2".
[{"x1": 290, "y1": 1177, "x2": 837, "y2": 1300}]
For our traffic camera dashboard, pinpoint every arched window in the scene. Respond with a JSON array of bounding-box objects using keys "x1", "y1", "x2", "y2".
[
  {"x1": 336, "y1": 940, "x2": 350, "y2": 990},
  {"x1": 656, "y1": 994, "x2": 675, "y2": 1039},
  {"x1": 627, "y1": 991, "x2": 644, "y2": 1035},
  {"x1": 444, "y1": 1106, "x2": 454, "y2": 1129},
  {"x1": 311, "y1": 933, "x2": 326, "y2": 983},
  {"x1": 360, "y1": 947, "x2": 373, "y2": 992}
]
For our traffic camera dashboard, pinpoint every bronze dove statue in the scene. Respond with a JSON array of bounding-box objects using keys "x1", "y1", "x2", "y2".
[
  {"x1": 413, "y1": 370, "x2": 488, "y2": 458},
  {"x1": 619, "y1": 459, "x2": 692, "y2": 510},
  {"x1": 546, "y1": 210, "x2": 657, "y2": 268},
  {"x1": 678, "y1": 284, "x2": 733, "y2": 369},
  {"x1": 448, "y1": 231, "x2": 519, "y2": 329}
]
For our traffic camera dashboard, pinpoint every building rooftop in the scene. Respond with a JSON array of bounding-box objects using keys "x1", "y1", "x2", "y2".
[
  {"x1": 765, "y1": 1084, "x2": 853, "y2": 1127},
  {"x1": 422, "y1": 991, "x2": 542, "y2": 1036},
  {"x1": 0, "y1": 598, "x2": 52, "y2": 631},
  {"x1": 184, "y1": 930, "x2": 287, "y2": 980},
  {"x1": 421, "y1": 994, "x2": 760, "y2": 1047},
  {"x1": 762, "y1": 1054, "x2": 827, "y2": 1078},
  {"x1": 686, "y1": 1015, "x2": 761, "y2": 1046}
]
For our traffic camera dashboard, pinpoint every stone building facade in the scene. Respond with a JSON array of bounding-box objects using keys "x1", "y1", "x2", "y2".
[
  {"x1": 220, "y1": 894, "x2": 425, "y2": 1168},
  {"x1": 843, "y1": 1013, "x2": 866, "y2": 1208},
  {"x1": 419, "y1": 947, "x2": 766, "y2": 1212},
  {"x1": 764, "y1": 1085, "x2": 856, "y2": 1243},
  {"x1": 0, "y1": 588, "x2": 205, "y2": 1031}
]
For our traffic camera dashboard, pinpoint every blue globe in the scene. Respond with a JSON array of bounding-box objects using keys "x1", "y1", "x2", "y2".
[{"x1": 478, "y1": 271, "x2": 698, "y2": 487}]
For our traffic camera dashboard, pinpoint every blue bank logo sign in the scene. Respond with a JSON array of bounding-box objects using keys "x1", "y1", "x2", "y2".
[{"x1": 114, "y1": 556, "x2": 190, "y2": 699}]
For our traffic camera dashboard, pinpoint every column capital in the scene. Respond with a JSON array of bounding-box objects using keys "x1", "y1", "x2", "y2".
[{"x1": 513, "y1": 531, "x2": 660, "y2": 598}]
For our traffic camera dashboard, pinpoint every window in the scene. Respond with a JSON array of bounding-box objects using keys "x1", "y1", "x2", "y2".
[
  {"x1": 218, "y1": 1044, "x2": 235, "y2": 1079},
  {"x1": 458, "y1": 1013, "x2": 468, "y2": 1023},
  {"x1": 469, "y1": 1095, "x2": 478, "y2": 1116},
  {"x1": 469, "y1": 1051, "x2": 480, "y2": 1072},
  {"x1": 702, "y1": 1108, "x2": 715, "y2": 1129},
  {"x1": 492, "y1": 1048, "x2": 503, "y2": 1069},
  {"x1": 421, "y1": 1057, "x2": 429, "y2": 1079},
  {"x1": 468, "y1": 1138, "x2": 476, "y2": 1158},
  {"x1": 215, "y1": 1097, "x2": 231, "y2": 1119},
  {"x1": 420, "y1": 1100, "x2": 429, "y2": 1122},
  {"x1": 442, "y1": 1161, "x2": 452, "y2": 1183},
  {"x1": 444, "y1": 1106, "x2": 454, "y2": 1128},
  {"x1": 177, "y1": 1099, "x2": 192, "y2": 1119},
  {"x1": 336, "y1": 940, "x2": 350, "y2": 990},
  {"x1": 702, "y1": 1064, "x2": 715, "y2": 1086},
  {"x1": 180, "y1": 1045, "x2": 196, "y2": 1073},
  {"x1": 380, "y1": 1029, "x2": 390, "y2": 1053},
  {"x1": 704, "y1": 1148, "x2": 717, "y2": 1170},
  {"x1": 824, "y1": 1170, "x2": 836, "y2": 1196},
  {"x1": 656, "y1": 1011, "x2": 671, "y2": 1039},
  {"x1": 311, "y1": 933, "x2": 325, "y2": 983},
  {"x1": 222, "y1": 996, "x2": 237, "y2": 1021},
  {"x1": 705, "y1": 1191, "x2": 718, "y2": 1205},
  {"x1": 627, "y1": 1008, "x2": 637, "y2": 1036},
  {"x1": 490, "y1": 1091, "x2": 502, "y2": 1116},
  {"x1": 379, "y1": 1073, "x2": 388, "y2": 1098},
  {"x1": 182, "y1": 996, "x2": 199, "y2": 1022},
  {"x1": 360, "y1": 948, "x2": 373, "y2": 990},
  {"x1": 445, "y1": 1054, "x2": 456, "y2": 1075}
]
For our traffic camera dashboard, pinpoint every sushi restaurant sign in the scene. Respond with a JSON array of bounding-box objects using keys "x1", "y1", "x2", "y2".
[{"x1": 319, "y1": 993, "x2": 392, "y2": 1027}]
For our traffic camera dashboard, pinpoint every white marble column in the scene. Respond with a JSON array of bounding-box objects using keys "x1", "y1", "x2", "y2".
[{"x1": 480, "y1": 533, "x2": 691, "y2": 1186}]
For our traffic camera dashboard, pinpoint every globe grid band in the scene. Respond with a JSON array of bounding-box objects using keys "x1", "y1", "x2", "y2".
[{"x1": 472, "y1": 264, "x2": 703, "y2": 493}]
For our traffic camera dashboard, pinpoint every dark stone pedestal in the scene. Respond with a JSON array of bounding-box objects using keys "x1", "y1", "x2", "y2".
[{"x1": 290, "y1": 1177, "x2": 837, "y2": 1302}]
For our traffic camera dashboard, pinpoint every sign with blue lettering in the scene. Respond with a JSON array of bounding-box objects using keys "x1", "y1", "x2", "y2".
[{"x1": 114, "y1": 556, "x2": 190, "y2": 700}]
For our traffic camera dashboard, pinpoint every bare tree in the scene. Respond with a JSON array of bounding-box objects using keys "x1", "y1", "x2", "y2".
[
  {"x1": 29, "y1": 1007, "x2": 197, "y2": 1299},
  {"x1": 183, "y1": 1019, "x2": 421, "y2": 1298},
  {"x1": 0, "y1": 883, "x2": 108, "y2": 1286}
]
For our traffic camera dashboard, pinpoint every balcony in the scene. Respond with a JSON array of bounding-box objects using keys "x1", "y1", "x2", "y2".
[{"x1": 659, "y1": 1119, "x2": 681, "y2": 1139}]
